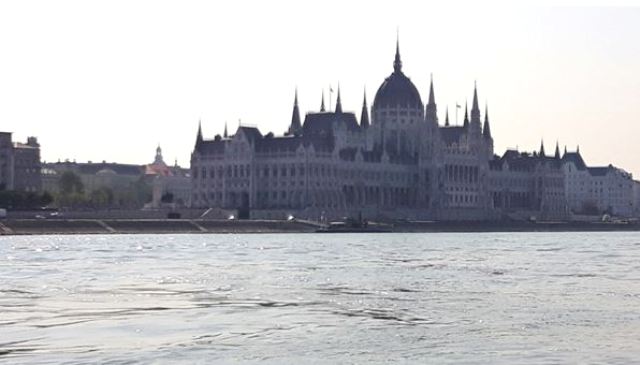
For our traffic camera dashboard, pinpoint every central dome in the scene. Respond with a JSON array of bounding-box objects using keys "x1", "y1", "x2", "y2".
[{"x1": 373, "y1": 42, "x2": 423, "y2": 110}]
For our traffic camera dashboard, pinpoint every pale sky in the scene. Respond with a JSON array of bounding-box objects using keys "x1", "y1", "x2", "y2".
[{"x1": 1, "y1": 1, "x2": 639, "y2": 176}]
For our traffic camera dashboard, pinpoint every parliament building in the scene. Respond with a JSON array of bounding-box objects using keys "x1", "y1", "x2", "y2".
[{"x1": 190, "y1": 42, "x2": 570, "y2": 221}]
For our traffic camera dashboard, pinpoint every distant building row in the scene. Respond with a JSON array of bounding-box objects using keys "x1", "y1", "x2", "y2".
[{"x1": 42, "y1": 146, "x2": 191, "y2": 208}]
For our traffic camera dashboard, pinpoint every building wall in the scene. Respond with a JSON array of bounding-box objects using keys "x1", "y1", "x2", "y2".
[
  {"x1": 563, "y1": 161, "x2": 634, "y2": 217},
  {"x1": 490, "y1": 154, "x2": 568, "y2": 220},
  {"x1": 191, "y1": 114, "x2": 495, "y2": 221},
  {"x1": 13, "y1": 137, "x2": 42, "y2": 192},
  {"x1": 633, "y1": 180, "x2": 640, "y2": 217},
  {"x1": 0, "y1": 132, "x2": 13, "y2": 190}
]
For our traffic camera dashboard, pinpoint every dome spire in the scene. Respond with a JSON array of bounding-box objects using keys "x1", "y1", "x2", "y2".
[
  {"x1": 393, "y1": 31, "x2": 402, "y2": 73},
  {"x1": 360, "y1": 88, "x2": 370, "y2": 128},
  {"x1": 335, "y1": 85, "x2": 343, "y2": 114}
]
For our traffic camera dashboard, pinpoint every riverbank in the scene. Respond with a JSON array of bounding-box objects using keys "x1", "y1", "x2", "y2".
[
  {"x1": 0, "y1": 219, "x2": 321, "y2": 235},
  {"x1": 1, "y1": 218, "x2": 639, "y2": 235}
]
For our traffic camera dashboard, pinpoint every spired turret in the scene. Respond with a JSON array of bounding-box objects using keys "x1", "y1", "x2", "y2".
[
  {"x1": 471, "y1": 82, "x2": 481, "y2": 124},
  {"x1": 287, "y1": 89, "x2": 302, "y2": 135},
  {"x1": 335, "y1": 86, "x2": 343, "y2": 114},
  {"x1": 195, "y1": 120, "x2": 203, "y2": 148},
  {"x1": 483, "y1": 105, "x2": 492, "y2": 140},
  {"x1": 470, "y1": 83, "x2": 482, "y2": 135},
  {"x1": 463, "y1": 102, "x2": 469, "y2": 128},
  {"x1": 425, "y1": 75, "x2": 438, "y2": 126},
  {"x1": 445, "y1": 107, "x2": 450, "y2": 127},
  {"x1": 360, "y1": 90, "x2": 370, "y2": 128}
]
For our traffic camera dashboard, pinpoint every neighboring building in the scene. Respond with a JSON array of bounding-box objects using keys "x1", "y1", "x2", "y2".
[
  {"x1": 489, "y1": 145, "x2": 568, "y2": 220},
  {"x1": 43, "y1": 160, "x2": 144, "y2": 194},
  {"x1": 13, "y1": 137, "x2": 42, "y2": 192},
  {"x1": 144, "y1": 145, "x2": 191, "y2": 208},
  {"x1": 562, "y1": 149, "x2": 634, "y2": 217},
  {"x1": 0, "y1": 132, "x2": 42, "y2": 192},
  {"x1": 633, "y1": 180, "x2": 640, "y2": 217},
  {"x1": 0, "y1": 132, "x2": 13, "y2": 190},
  {"x1": 191, "y1": 42, "x2": 495, "y2": 220}
]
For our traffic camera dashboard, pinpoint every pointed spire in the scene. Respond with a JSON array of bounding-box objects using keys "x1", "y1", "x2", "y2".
[
  {"x1": 564, "y1": 145, "x2": 567, "y2": 155},
  {"x1": 425, "y1": 73, "x2": 438, "y2": 125},
  {"x1": 471, "y1": 81, "x2": 481, "y2": 125},
  {"x1": 554, "y1": 141, "x2": 560, "y2": 159},
  {"x1": 428, "y1": 73, "x2": 435, "y2": 105},
  {"x1": 196, "y1": 119, "x2": 203, "y2": 147},
  {"x1": 472, "y1": 81, "x2": 480, "y2": 111},
  {"x1": 288, "y1": 88, "x2": 301, "y2": 135},
  {"x1": 539, "y1": 139, "x2": 546, "y2": 157},
  {"x1": 577, "y1": 145, "x2": 580, "y2": 154},
  {"x1": 360, "y1": 88, "x2": 370, "y2": 128},
  {"x1": 320, "y1": 90, "x2": 326, "y2": 112},
  {"x1": 445, "y1": 106, "x2": 450, "y2": 127},
  {"x1": 463, "y1": 102, "x2": 469, "y2": 128},
  {"x1": 393, "y1": 32, "x2": 402, "y2": 73},
  {"x1": 223, "y1": 121, "x2": 228, "y2": 138},
  {"x1": 483, "y1": 104, "x2": 492, "y2": 139},
  {"x1": 335, "y1": 85, "x2": 343, "y2": 114}
]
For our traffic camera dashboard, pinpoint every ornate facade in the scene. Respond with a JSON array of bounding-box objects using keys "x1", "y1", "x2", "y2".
[{"x1": 190, "y1": 42, "x2": 509, "y2": 220}]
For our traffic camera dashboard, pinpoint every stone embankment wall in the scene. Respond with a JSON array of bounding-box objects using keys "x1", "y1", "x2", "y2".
[{"x1": 0, "y1": 219, "x2": 318, "y2": 235}]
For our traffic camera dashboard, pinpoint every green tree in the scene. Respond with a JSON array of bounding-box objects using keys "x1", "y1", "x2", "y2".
[
  {"x1": 89, "y1": 187, "x2": 114, "y2": 208},
  {"x1": 131, "y1": 177, "x2": 152, "y2": 207},
  {"x1": 59, "y1": 171, "x2": 84, "y2": 195}
]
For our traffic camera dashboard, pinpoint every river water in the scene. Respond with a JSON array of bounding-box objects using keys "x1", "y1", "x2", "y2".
[{"x1": 1, "y1": 232, "x2": 640, "y2": 364}]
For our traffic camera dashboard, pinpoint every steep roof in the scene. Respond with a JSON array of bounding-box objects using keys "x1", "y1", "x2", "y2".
[
  {"x1": 588, "y1": 166, "x2": 613, "y2": 177},
  {"x1": 237, "y1": 126, "x2": 262, "y2": 143},
  {"x1": 562, "y1": 152, "x2": 587, "y2": 170},
  {"x1": 492, "y1": 150, "x2": 563, "y2": 172},
  {"x1": 439, "y1": 126, "x2": 466, "y2": 146},
  {"x1": 302, "y1": 112, "x2": 361, "y2": 135},
  {"x1": 195, "y1": 139, "x2": 226, "y2": 155}
]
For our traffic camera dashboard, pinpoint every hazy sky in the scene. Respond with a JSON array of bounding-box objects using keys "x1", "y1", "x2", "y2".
[{"x1": 1, "y1": 1, "x2": 639, "y2": 175}]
